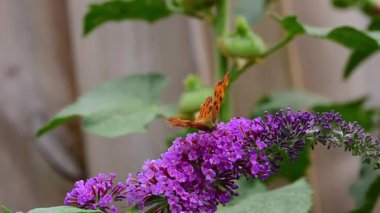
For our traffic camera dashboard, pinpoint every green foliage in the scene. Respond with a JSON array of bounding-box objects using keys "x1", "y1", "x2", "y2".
[
  {"x1": 84, "y1": 0, "x2": 171, "y2": 35},
  {"x1": 276, "y1": 16, "x2": 306, "y2": 36},
  {"x1": 37, "y1": 73, "x2": 175, "y2": 137},
  {"x1": 218, "y1": 178, "x2": 313, "y2": 213},
  {"x1": 125, "y1": 206, "x2": 139, "y2": 213},
  {"x1": 278, "y1": 16, "x2": 380, "y2": 51},
  {"x1": 173, "y1": 0, "x2": 216, "y2": 13},
  {"x1": 344, "y1": 17, "x2": 380, "y2": 79},
  {"x1": 27, "y1": 206, "x2": 101, "y2": 213},
  {"x1": 226, "y1": 179, "x2": 267, "y2": 206},
  {"x1": 236, "y1": 179, "x2": 268, "y2": 196},
  {"x1": 277, "y1": 16, "x2": 380, "y2": 78},
  {"x1": 332, "y1": 0, "x2": 358, "y2": 8},
  {"x1": 361, "y1": 0, "x2": 380, "y2": 17},
  {"x1": 0, "y1": 205, "x2": 11, "y2": 213},
  {"x1": 344, "y1": 50, "x2": 377, "y2": 79},
  {"x1": 275, "y1": 147, "x2": 311, "y2": 182},
  {"x1": 350, "y1": 164, "x2": 380, "y2": 213},
  {"x1": 369, "y1": 17, "x2": 380, "y2": 31}
]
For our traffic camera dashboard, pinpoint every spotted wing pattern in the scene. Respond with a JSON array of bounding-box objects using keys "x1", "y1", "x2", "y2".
[
  {"x1": 211, "y1": 73, "x2": 229, "y2": 122},
  {"x1": 167, "y1": 73, "x2": 230, "y2": 131},
  {"x1": 166, "y1": 117, "x2": 212, "y2": 131},
  {"x1": 194, "y1": 96, "x2": 213, "y2": 123}
]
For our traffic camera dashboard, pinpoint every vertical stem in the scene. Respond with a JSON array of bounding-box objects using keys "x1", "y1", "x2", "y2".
[{"x1": 214, "y1": 0, "x2": 231, "y2": 121}]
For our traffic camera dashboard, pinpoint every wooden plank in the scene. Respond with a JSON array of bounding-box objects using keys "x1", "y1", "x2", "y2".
[
  {"x1": 278, "y1": 1, "x2": 322, "y2": 213},
  {"x1": 231, "y1": 2, "x2": 292, "y2": 116},
  {"x1": 290, "y1": 0, "x2": 380, "y2": 212},
  {"x1": 67, "y1": 0, "x2": 380, "y2": 212},
  {"x1": 67, "y1": 0, "x2": 198, "y2": 176},
  {"x1": 0, "y1": 0, "x2": 82, "y2": 211}
]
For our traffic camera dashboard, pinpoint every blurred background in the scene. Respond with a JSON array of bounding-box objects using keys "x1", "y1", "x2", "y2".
[{"x1": 0, "y1": 0, "x2": 379, "y2": 212}]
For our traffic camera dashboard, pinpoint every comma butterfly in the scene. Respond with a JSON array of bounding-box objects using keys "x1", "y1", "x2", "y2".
[{"x1": 167, "y1": 73, "x2": 230, "y2": 131}]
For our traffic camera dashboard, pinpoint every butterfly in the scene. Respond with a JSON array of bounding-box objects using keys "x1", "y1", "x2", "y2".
[{"x1": 167, "y1": 72, "x2": 230, "y2": 131}]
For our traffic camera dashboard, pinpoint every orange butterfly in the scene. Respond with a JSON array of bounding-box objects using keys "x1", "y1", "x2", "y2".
[{"x1": 167, "y1": 73, "x2": 230, "y2": 131}]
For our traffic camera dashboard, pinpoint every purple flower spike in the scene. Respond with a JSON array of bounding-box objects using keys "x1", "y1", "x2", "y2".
[
  {"x1": 65, "y1": 109, "x2": 380, "y2": 213},
  {"x1": 124, "y1": 109, "x2": 379, "y2": 212},
  {"x1": 64, "y1": 173, "x2": 127, "y2": 213}
]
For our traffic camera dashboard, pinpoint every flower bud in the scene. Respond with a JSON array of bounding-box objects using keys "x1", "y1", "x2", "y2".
[
  {"x1": 179, "y1": 75, "x2": 213, "y2": 115},
  {"x1": 218, "y1": 17, "x2": 265, "y2": 59}
]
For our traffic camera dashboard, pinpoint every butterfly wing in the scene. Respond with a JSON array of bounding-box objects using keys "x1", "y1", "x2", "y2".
[
  {"x1": 211, "y1": 73, "x2": 230, "y2": 122},
  {"x1": 167, "y1": 117, "x2": 211, "y2": 131},
  {"x1": 195, "y1": 96, "x2": 213, "y2": 123},
  {"x1": 166, "y1": 73, "x2": 229, "y2": 131}
]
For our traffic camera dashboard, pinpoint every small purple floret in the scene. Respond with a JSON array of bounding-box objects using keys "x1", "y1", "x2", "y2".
[
  {"x1": 64, "y1": 173, "x2": 127, "y2": 213},
  {"x1": 65, "y1": 109, "x2": 380, "y2": 213},
  {"x1": 124, "y1": 109, "x2": 380, "y2": 212}
]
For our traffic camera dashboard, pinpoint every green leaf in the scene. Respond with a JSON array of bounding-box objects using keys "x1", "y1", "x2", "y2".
[
  {"x1": 125, "y1": 206, "x2": 139, "y2": 213},
  {"x1": 276, "y1": 16, "x2": 306, "y2": 36},
  {"x1": 325, "y1": 27, "x2": 379, "y2": 51},
  {"x1": 252, "y1": 90, "x2": 329, "y2": 117},
  {"x1": 37, "y1": 73, "x2": 174, "y2": 137},
  {"x1": 344, "y1": 17, "x2": 380, "y2": 79},
  {"x1": 369, "y1": 17, "x2": 380, "y2": 31},
  {"x1": 226, "y1": 179, "x2": 267, "y2": 206},
  {"x1": 277, "y1": 16, "x2": 380, "y2": 51},
  {"x1": 312, "y1": 97, "x2": 375, "y2": 131},
  {"x1": 332, "y1": 0, "x2": 358, "y2": 8},
  {"x1": 84, "y1": 0, "x2": 171, "y2": 35},
  {"x1": 27, "y1": 206, "x2": 101, "y2": 213},
  {"x1": 344, "y1": 50, "x2": 376, "y2": 79},
  {"x1": 350, "y1": 164, "x2": 380, "y2": 213},
  {"x1": 275, "y1": 147, "x2": 311, "y2": 182},
  {"x1": 218, "y1": 178, "x2": 313, "y2": 213},
  {"x1": 1, "y1": 205, "x2": 11, "y2": 213},
  {"x1": 276, "y1": 16, "x2": 380, "y2": 78},
  {"x1": 234, "y1": 0, "x2": 265, "y2": 25},
  {"x1": 237, "y1": 179, "x2": 268, "y2": 196}
]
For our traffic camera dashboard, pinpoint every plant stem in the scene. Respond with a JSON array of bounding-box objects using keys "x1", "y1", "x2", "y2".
[
  {"x1": 214, "y1": 0, "x2": 231, "y2": 121},
  {"x1": 231, "y1": 34, "x2": 294, "y2": 83},
  {"x1": 261, "y1": 34, "x2": 293, "y2": 58}
]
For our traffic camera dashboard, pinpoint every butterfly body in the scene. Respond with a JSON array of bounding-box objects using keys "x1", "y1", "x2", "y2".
[{"x1": 167, "y1": 73, "x2": 229, "y2": 131}]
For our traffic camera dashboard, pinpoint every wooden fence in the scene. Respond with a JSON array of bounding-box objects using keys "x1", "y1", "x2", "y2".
[{"x1": 0, "y1": 0, "x2": 379, "y2": 212}]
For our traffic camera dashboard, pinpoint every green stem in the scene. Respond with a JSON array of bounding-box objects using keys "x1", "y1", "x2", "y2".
[
  {"x1": 214, "y1": 0, "x2": 231, "y2": 121},
  {"x1": 231, "y1": 34, "x2": 294, "y2": 83},
  {"x1": 261, "y1": 34, "x2": 293, "y2": 58}
]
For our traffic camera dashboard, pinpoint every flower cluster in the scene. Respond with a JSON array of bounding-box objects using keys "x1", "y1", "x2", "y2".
[
  {"x1": 64, "y1": 173, "x2": 128, "y2": 212},
  {"x1": 65, "y1": 110, "x2": 380, "y2": 213},
  {"x1": 123, "y1": 110, "x2": 379, "y2": 212}
]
